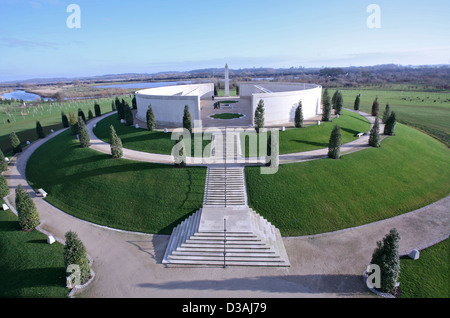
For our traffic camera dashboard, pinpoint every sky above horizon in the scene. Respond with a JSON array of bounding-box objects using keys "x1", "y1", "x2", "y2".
[{"x1": 0, "y1": 0, "x2": 449, "y2": 82}]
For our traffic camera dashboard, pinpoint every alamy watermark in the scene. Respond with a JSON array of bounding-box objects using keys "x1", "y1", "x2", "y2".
[
  {"x1": 66, "y1": 4, "x2": 81, "y2": 29},
  {"x1": 66, "y1": 264, "x2": 81, "y2": 289},
  {"x1": 367, "y1": 4, "x2": 381, "y2": 29}
]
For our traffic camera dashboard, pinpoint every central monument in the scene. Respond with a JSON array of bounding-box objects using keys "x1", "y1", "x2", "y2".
[{"x1": 224, "y1": 64, "x2": 230, "y2": 97}]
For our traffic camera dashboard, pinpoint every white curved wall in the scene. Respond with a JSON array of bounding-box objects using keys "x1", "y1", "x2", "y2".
[
  {"x1": 135, "y1": 83, "x2": 214, "y2": 128},
  {"x1": 240, "y1": 82, "x2": 322, "y2": 126}
]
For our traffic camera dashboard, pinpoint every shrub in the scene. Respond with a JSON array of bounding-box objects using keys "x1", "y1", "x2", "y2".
[
  {"x1": 322, "y1": 88, "x2": 332, "y2": 122},
  {"x1": 254, "y1": 99, "x2": 265, "y2": 133},
  {"x1": 382, "y1": 103, "x2": 391, "y2": 124},
  {"x1": 78, "y1": 117, "x2": 90, "y2": 148},
  {"x1": 384, "y1": 112, "x2": 397, "y2": 136},
  {"x1": 370, "y1": 228, "x2": 401, "y2": 293},
  {"x1": 0, "y1": 174, "x2": 9, "y2": 197},
  {"x1": 78, "y1": 108, "x2": 86, "y2": 123},
  {"x1": 69, "y1": 112, "x2": 78, "y2": 135},
  {"x1": 146, "y1": 104, "x2": 155, "y2": 131},
  {"x1": 371, "y1": 98, "x2": 380, "y2": 117},
  {"x1": 15, "y1": 185, "x2": 40, "y2": 231},
  {"x1": 110, "y1": 125, "x2": 123, "y2": 159},
  {"x1": 64, "y1": 231, "x2": 91, "y2": 286},
  {"x1": 369, "y1": 117, "x2": 381, "y2": 148},
  {"x1": 62, "y1": 111, "x2": 69, "y2": 128},
  {"x1": 328, "y1": 125, "x2": 341, "y2": 159},
  {"x1": 334, "y1": 91, "x2": 343, "y2": 115},
  {"x1": 0, "y1": 148, "x2": 8, "y2": 172},
  {"x1": 132, "y1": 95, "x2": 137, "y2": 110},
  {"x1": 88, "y1": 109, "x2": 94, "y2": 120},
  {"x1": 124, "y1": 103, "x2": 134, "y2": 126},
  {"x1": 354, "y1": 95, "x2": 360, "y2": 111},
  {"x1": 94, "y1": 102, "x2": 101, "y2": 117},
  {"x1": 183, "y1": 105, "x2": 192, "y2": 134},
  {"x1": 9, "y1": 132, "x2": 22, "y2": 154},
  {"x1": 36, "y1": 121, "x2": 45, "y2": 139},
  {"x1": 295, "y1": 101, "x2": 304, "y2": 128}
]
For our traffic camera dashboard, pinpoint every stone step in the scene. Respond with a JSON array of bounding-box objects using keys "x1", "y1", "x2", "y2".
[{"x1": 162, "y1": 259, "x2": 290, "y2": 267}]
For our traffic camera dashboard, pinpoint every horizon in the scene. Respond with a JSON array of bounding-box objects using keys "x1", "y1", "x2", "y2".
[{"x1": 1, "y1": 0, "x2": 449, "y2": 83}]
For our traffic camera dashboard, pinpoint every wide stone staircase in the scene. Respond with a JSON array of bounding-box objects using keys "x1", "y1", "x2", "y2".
[
  {"x1": 162, "y1": 128, "x2": 290, "y2": 267},
  {"x1": 162, "y1": 206, "x2": 290, "y2": 266}
]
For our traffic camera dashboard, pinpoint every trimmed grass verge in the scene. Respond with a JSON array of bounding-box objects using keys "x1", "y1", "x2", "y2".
[
  {"x1": 26, "y1": 129, "x2": 206, "y2": 234},
  {"x1": 0, "y1": 206, "x2": 68, "y2": 298},
  {"x1": 245, "y1": 123, "x2": 450, "y2": 236},
  {"x1": 399, "y1": 239, "x2": 449, "y2": 298}
]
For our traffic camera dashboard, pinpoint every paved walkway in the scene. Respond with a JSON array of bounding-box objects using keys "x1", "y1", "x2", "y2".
[{"x1": 3, "y1": 111, "x2": 449, "y2": 298}]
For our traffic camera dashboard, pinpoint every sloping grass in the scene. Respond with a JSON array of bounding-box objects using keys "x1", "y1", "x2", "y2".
[
  {"x1": 399, "y1": 239, "x2": 449, "y2": 298},
  {"x1": 245, "y1": 123, "x2": 450, "y2": 236},
  {"x1": 0, "y1": 207, "x2": 68, "y2": 298},
  {"x1": 93, "y1": 114, "x2": 211, "y2": 157},
  {"x1": 241, "y1": 110, "x2": 371, "y2": 157},
  {"x1": 26, "y1": 129, "x2": 206, "y2": 234},
  {"x1": 340, "y1": 89, "x2": 450, "y2": 147}
]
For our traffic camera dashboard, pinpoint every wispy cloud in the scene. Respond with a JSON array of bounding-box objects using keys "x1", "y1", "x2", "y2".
[{"x1": 0, "y1": 37, "x2": 58, "y2": 49}]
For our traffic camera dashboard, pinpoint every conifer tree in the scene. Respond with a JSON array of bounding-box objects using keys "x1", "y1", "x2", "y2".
[
  {"x1": 132, "y1": 95, "x2": 137, "y2": 110},
  {"x1": 78, "y1": 117, "x2": 90, "y2": 148},
  {"x1": 295, "y1": 101, "x2": 304, "y2": 128},
  {"x1": 322, "y1": 88, "x2": 332, "y2": 122},
  {"x1": 328, "y1": 125, "x2": 341, "y2": 159},
  {"x1": 0, "y1": 174, "x2": 9, "y2": 197},
  {"x1": 88, "y1": 109, "x2": 94, "y2": 120},
  {"x1": 64, "y1": 231, "x2": 91, "y2": 286},
  {"x1": 94, "y1": 102, "x2": 101, "y2": 117},
  {"x1": 382, "y1": 103, "x2": 391, "y2": 124},
  {"x1": 146, "y1": 104, "x2": 155, "y2": 131},
  {"x1": 36, "y1": 121, "x2": 45, "y2": 139},
  {"x1": 334, "y1": 91, "x2": 343, "y2": 115},
  {"x1": 370, "y1": 228, "x2": 401, "y2": 293},
  {"x1": 9, "y1": 132, "x2": 22, "y2": 154},
  {"x1": 69, "y1": 112, "x2": 78, "y2": 135},
  {"x1": 110, "y1": 125, "x2": 123, "y2": 159},
  {"x1": 384, "y1": 111, "x2": 397, "y2": 136},
  {"x1": 371, "y1": 97, "x2": 380, "y2": 117},
  {"x1": 254, "y1": 99, "x2": 265, "y2": 133},
  {"x1": 183, "y1": 105, "x2": 192, "y2": 134},
  {"x1": 111, "y1": 100, "x2": 116, "y2": 112},
  {"x1": 62, "y1": 111, "x2": 69, "y2": 128},
  {"x1": 124, "y1": 103, "x2": 133, "y2": 126},
  {"x1": 78, "y1": 108, "x2": 86, "y2": 122},
  {"x1": 369, "y1": 117, "x2": 381, "y2": 148},
  {"x1": 354, "y1": 95, "x2": 361, "y2": 111},
  {"x1": 15, "y1": 184, "x2": 40, "y2": 231},
  {"x1": 0, "y1": 148, "x2": 8, "y2": 172}
]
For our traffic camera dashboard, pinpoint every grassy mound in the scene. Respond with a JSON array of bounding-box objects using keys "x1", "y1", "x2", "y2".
[
  {"x1": 0, "y1": 207, "x2": 68, "y2": 297},
  {"x1": 26, "y1": 129, "x2": 206, "y2": 234},
  {"x1": 245, "y1": 123, "x2": 450, "y2": 236},
  {"x1": 93, "y1": 114, "x2": 211, "y2": 157}
]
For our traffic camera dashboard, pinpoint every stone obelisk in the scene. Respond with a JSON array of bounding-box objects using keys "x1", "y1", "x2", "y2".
[{"x1": 224, "y1": 64, "x2": 230, "y2": 97}]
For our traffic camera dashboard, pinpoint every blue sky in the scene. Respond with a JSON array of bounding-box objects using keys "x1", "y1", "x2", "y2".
[{"x1": 0, "y1": 0, "x2": 449, "y2": 82}]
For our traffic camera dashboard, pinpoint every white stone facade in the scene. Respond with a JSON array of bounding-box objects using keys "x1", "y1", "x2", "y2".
[
  {"x1": 240, "y1": 82, "x2": 323, "y2": 126},
  {"x1": 135, "y1": 83, "x2": 214, "y2": 129}
]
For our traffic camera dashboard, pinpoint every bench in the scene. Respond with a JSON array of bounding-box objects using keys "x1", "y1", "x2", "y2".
[
  {"x1": 356, "y1": 132, "x2": 364, "y2": 138},
  {"x1": 38, "y1": 188, "x2": 48, "y2": 198}
]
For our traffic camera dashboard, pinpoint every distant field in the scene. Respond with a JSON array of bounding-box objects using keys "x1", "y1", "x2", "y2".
[{"x1": 338, "y1": 88, "x2": 450, "y2": 147}]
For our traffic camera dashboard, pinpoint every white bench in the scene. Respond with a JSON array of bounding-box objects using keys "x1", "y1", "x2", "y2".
[
  {"x1": 357, "y1": 132, "x2": 364, "y2": 138},
  {"x1": 38, "y1": 188, "x2": 48, "y2": 198}
]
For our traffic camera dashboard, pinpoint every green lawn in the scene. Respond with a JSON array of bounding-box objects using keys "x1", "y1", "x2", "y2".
[
  {"x1": 399, "y1": 239, "x2": 449, "y2": 298},
  {"x1": 26, "y1": 129, "x2": 207, "y2": 235},
  {"x1": 0, "y1": 96, "x2": 132, "y2": 155},
  {"x1": 93, "y1": 113, "x2": 211, "y2": 157},
  {"x1": 245, "y1": 123, "x2": 450, "y2": 236},
  {"x1": 241, "y1": 109, "x2": 371, "y2": 157},
  {"x1": 0, "y1": 207, "x2": 68, "y2": 298},
  {"x1": 339, "y1": 89, "x2": 450, "y2": 147}
]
